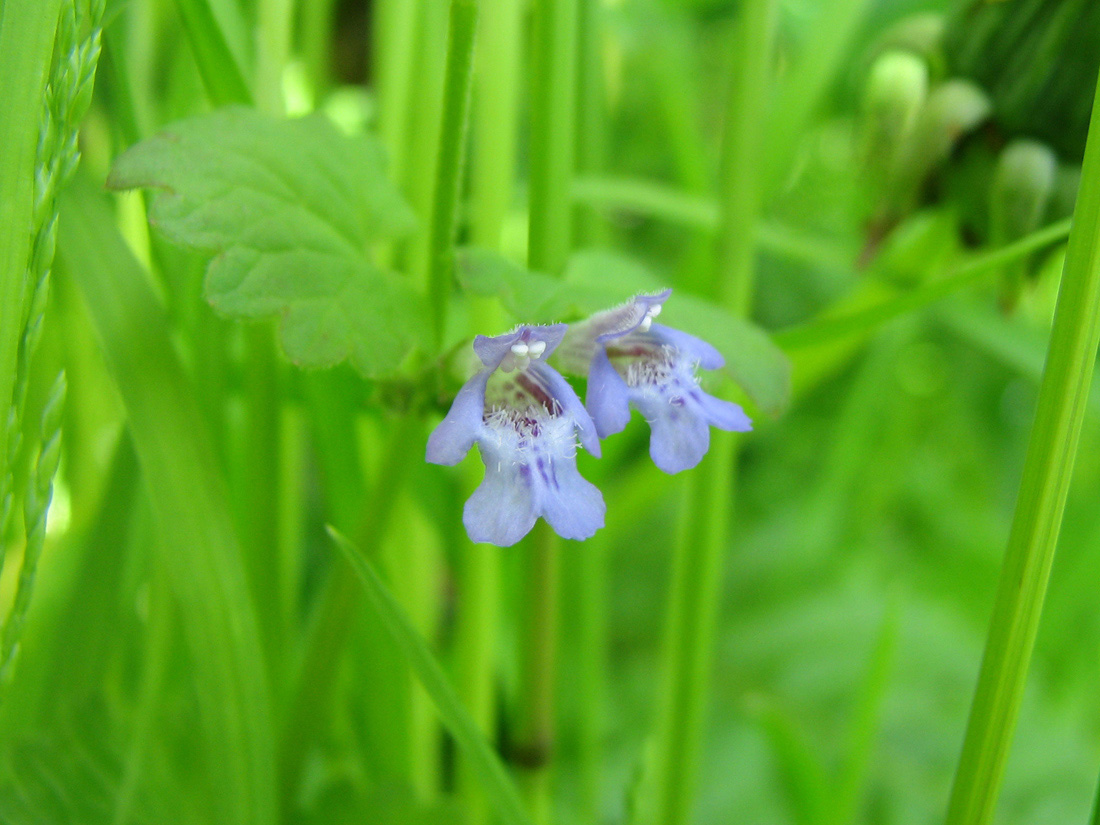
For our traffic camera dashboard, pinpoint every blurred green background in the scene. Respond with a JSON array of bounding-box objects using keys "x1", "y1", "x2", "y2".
[{"x1": 0, "y1": 0, "x2": 1098, "y2": 823}]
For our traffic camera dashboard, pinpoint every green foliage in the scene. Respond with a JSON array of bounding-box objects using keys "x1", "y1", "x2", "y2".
[
  {"x1": 5, "y1": 2, "x2": 1100, "y2": 825},
  {"x1": 58, "y1": 177, "x2": 277, "y2": 825},
  {"x1": 328, "y1": 527, "x2": 534, "y2": 825},
  {"x1": 107, "y1": 106, "x2": 425, "y2": 378}
]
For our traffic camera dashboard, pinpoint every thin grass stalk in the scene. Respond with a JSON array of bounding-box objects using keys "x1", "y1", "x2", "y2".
[
  {"x1": 454, "y1": 539, "x2": 501, "y2": 825},
  {"x1": 470, "y1": 0, "x2": 522, "y2": 248},
  {"x1": 373, "y1": 0, "x2": 421, "y2": 189},
  {"x1": 528, "y1": 0, "x2": 578, "y2": 272},
  {"x1": 299, "y1": 0, "x2": 336, "y2": 97},
  {"x1": 399, "y1": 4, "x2": 448, "y2": 282},
  {"x1": 236, "y1": 0, "x2": 294, "y2": 688},
  {"x1": 642, "y1": 2, "x2": 777, "y2": 824},
  {"x1": 573, "y1": 0, "x2": 608, "y2": 247},
  {"x1": 944, "y1": 66, "x2": 1100, "y2": 825},
  {"x1": 565, "y1": 534, "x2": 608, "y2": 823},
  {"x1": 428, "y1": 0, "x2": 479, "y2": 346},
  {"x1": 255, "y1": 0, "x2": 293, "y2": 115},
  {"x1": 516, "y1": 0, "x2": 579, "y2": 819},
  {"x1": 113, "y1": 566, "x2": 173, "y2": 825},
  {"x1": 569, "y1": 5, "x2": 610, "y2": 814},
  {"x1": 649, "y1": 12, "x2": 713, "y2": 290},
  {"x1": 455, "y1": 4, "x2": 521, "y2": 818},
  {"x1": 514, "y1": 521, "x2": 561, "y2": 823},
  {"x1": 761, "y1": 0, "x2": 870, "y2": 196},
  {"x1": 776, "y1": 219, "x2": 1072, "y2": 351},
  {"x1": 330, "y1": 527, "x2": 535, "y2": 825}
]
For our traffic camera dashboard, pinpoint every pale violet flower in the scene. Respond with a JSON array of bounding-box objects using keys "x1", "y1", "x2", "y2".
[
  {"x1": 426, "y1": 324, "x2": 605, "y2": 547},
  {"x1": 557, "y1": 290, "x2": 752, "y2": 473}
]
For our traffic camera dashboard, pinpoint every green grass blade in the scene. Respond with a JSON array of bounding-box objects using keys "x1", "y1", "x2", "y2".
[
  {"x1": 57, "y1": 177, "x2": 276, "y2": 825},
  {"x1": 776, "y1": 219, "x2": 1072, "y2": 351},
  {"x1": 326, "y1": 526, "x2": 535, "y2": 825},
  {"x1": 828, "y1": 600, "x2": 898, "y2": 825},
  {"x1": 944, "y1": 67, "x2": 1100, "y2": 825},
  {"x1": 172, "y1": 0, "x2": 253, "y2": 106},
  {"x1": 0, "y1": 0, "x2": 63, "y2": 510}
]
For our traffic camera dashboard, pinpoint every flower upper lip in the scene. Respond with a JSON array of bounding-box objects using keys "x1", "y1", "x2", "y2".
[{"x1": 473, "y1": 323, "x2": 566, "y2": 370}]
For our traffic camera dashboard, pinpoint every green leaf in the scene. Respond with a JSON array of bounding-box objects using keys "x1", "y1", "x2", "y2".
[
  {"x1": 107, "y1": 106, "x2": 425, "y2": 378},
  {"x1": 58, "y1": 177, "x2": 277, "y2": 825},
  {"x1": 455, "y1": 247, "x2": 791, "y2": 416},
  {"x1": 326, "y1": 527, "x2": 534, "y2": 825}
]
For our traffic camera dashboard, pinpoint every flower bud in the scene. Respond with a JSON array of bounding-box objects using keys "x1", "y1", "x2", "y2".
[
  {"x1": 885, "y1": 79, "x2": 991, "y2": 214},
  {"x1": 860, "y1": 51, "x2": 929, "y2": 175},
  {"x1": 989, "y1": 139, "x2": 1057, "y2": 245},
  {"x1": 990, "y1": 139, "x2": 1057, "y2": 311}
]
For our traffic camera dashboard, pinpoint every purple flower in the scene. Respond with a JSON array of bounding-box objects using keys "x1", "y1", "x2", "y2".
[
  {"x1": 558, "y1": 290, "x2": 752, "y2": 473},
  {"x1": 426, "y1": 324, "x2": 605, "y2": 547}
]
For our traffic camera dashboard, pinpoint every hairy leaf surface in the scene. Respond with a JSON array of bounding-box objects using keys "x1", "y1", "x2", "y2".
[{"x1": 108, "y1": 106, "x2": 424, "y2": 377}]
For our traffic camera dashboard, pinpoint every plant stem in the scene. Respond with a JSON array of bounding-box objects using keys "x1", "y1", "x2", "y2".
[
  {"x1": 255, "y1": 0, "x2": 293, "y2": 115},
  {"x1": 644, "y1": 438, "x2": 736, "y2": 825},
  {"x1": 240, "y1": 0, "x2": 293, "y2": 687},
  {"x1": 568, "y1": 7, "x2": 609, "y2": 810},
  {"x1": 528, "y1": 0, "x2": 578, "y2": 273},
  {"x1": 470, "y1": 0, "x2": 523, "y2": 248},
  {"x1": 644, "y1": 2, "x2": 776, "y2": 824},
  {"x1": 453, "y1": 6, "x2": 519, "y2": 817},
  {"x1": 300, "y1": 0, "x2": 336, "y2": 96},
  {"x1": 515, "y1": 0, "x2": 578, "y2": 819},
  {"x1": 944, "y1": 66, "x2": 1100, "y2": 825},
  {"x1": 428, "y1": 0, "x2": 479, "y2": 346},
  {"x1": 562, "y1": 534, "x2": 608, "y2": 823},
  {"x1": 373, "y1": 0, "x2": 421, "y2": 188},
  {"x1": 454, "y1": 539, "x2": 502, "y2": 825},
  {"x1": 573, "y1": 0, "x2": 609, "y2": 247},
  {"x1": 397, "y1": 4, "x2": 447, "y2": 281},
  {"x1": 514, "y1": 521, "x2": 561, "y2": 824},
  {"x1": 713, "y1": 0, "x2": 778, "y2": 315},
  {"x1": 330, "y1": 527, "x2": 535, "y2": 825}
]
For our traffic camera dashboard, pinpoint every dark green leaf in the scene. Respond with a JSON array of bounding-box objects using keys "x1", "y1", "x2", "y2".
[{"x1": 108, "y1": 106, "x2": 425, "y2": 378}]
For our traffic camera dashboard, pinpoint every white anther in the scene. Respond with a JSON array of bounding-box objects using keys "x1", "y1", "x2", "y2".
[
  {"x1": 511, "y1": 342, "x2": 530, "y2": 357},
  {"x1": 639, "y1": 316, "x2": 653, "y2": 332},
  {"x1": 648, "y1": 304, "x2": 662, "y2": 318},
  {"x1": 528, "y1": 340, "x2": 546, "y2": 358}
]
